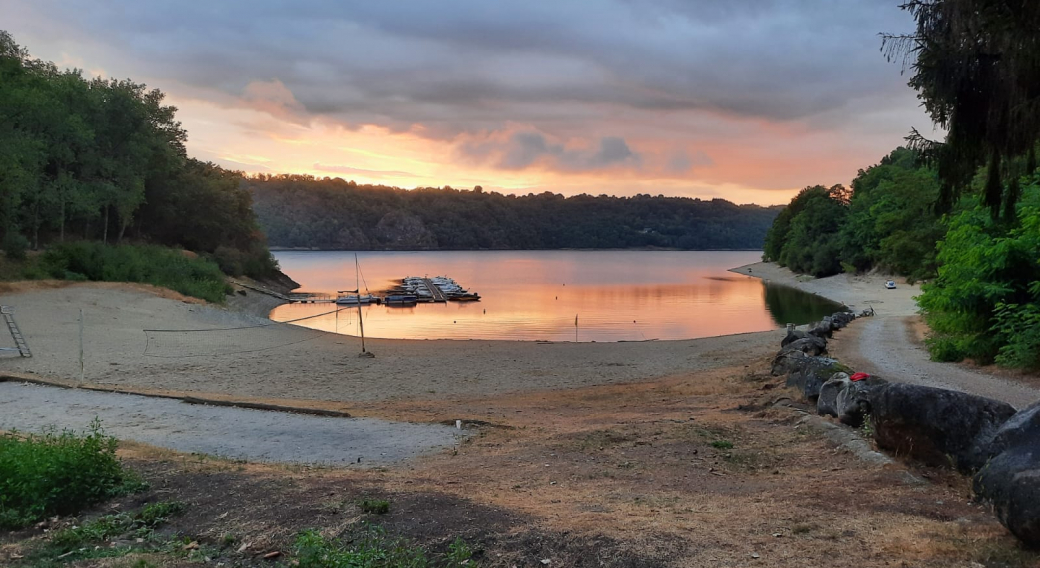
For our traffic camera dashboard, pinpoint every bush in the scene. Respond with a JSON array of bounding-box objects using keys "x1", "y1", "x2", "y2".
[
  {"x1": 920, "y1": 180, "x2": 1040, "y2": 368},
  {"x1": 39, "y1": 242, "x2": 231, "y2": 303},
  {"x1": 2, "y1": 232, "x2": 30, "y2": 261},
  {"x1": 0, "y1": 420, "x2": 146, "y2": 529}
]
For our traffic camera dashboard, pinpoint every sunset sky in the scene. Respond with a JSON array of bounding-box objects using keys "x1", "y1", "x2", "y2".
[{"x1": 4, "y1": 1, "x2": 937, "y2": 205}]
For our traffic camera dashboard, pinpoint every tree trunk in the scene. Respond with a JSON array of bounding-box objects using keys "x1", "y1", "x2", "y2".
[
  {"x1": 59, "y1": 198, "x2": 66, "y2": 242},
  {"x1": 102, "y1": 206, "x2": 109, "y2": 244}
]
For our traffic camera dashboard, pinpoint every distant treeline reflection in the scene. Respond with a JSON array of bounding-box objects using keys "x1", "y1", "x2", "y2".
[{"x1": 763, "y1": 284, "x2": 844, "y2": 327}]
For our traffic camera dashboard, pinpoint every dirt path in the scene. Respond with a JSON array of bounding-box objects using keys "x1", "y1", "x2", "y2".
[
  {"x1": 735, "y1": 261, "x2": 1040, "y2": 408},
  {"x1": 0, "y1": 382, "x2": 462, "y2": 466},
  {"x1": 829, "y1": 316, "x2": 1040, "y2": 409}
]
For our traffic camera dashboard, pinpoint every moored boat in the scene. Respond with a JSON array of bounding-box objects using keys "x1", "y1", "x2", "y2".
[
  {"x1": 385, "y1": 294, "x2": 419, "y2": 306},
  {"x1": 335, "y1": 293, "x2": 379, "y2": 305}
]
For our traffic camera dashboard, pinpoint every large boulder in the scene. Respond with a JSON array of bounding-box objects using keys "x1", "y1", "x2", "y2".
[
  {"x1": 817, "y1": 373, "x2": 851, "y2": 417},
  {"x1": 807, "y1": 319, "x2": 834, "y2": 339},
  {"x1": 973, "y1": 441, "x2": 1040, "y2": 546},
  {"x1": 830, "y1": 311, "x2": 855, "y2": 330},
  {"x1": 834, "y1": 376, "x2": 888, "y2": 427},
  {"x1": 781, "y1": 329, "x2": 812, "y2": 348},
  {"x1": 870, "y1": 383, "x2": 1017, "y2": 473},
  {"x1": 781, "y1": 336, "x2": 828, "y2": 357},
  {"x1": 786, "y1": 357, "x2": 849, "y2": 400},
  {"x1": 817, "y1": 374, "x2": 889, "y2": 426},
  {"x1": 771, "y1": 349, "x2": 809, "y2": 377},
  {"x1": 987, "y1": 400, "x2": 1040, "y2": 458}
]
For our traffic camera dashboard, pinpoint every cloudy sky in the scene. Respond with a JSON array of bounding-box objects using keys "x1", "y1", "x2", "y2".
[{"x1": 3, "y1": 1, "x2": 936, "y2": 204}]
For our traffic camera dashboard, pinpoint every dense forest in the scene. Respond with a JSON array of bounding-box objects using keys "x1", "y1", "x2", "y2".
[
  {"x1": 0, "y1": 31, "x2": 276, "y2": 282},
  {"x1": 247, "y1": 177, "x2": 782, "y2": 250},
  {"x1": 764, "y1": 1, "x2": 1040, "y2": 370},
  {"x1": 764, "y1": 147, "x2": 944, "y2": 281}
]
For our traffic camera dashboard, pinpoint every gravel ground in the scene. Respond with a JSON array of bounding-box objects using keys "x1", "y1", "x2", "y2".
[
  {"x1": 832, "y1": 316, "x2": 1040, "y2": 409},
  {"x1": 0, "y1": 382, "x2": 464, "y2": 466},
  {"x1": 735, "y1": 262, "x2": 1040, "y2": 409}
]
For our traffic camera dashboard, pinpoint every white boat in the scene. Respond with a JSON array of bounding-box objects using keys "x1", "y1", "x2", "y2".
[{"x1": 335, "y1": 293, "x2": 378, "y2": 305}]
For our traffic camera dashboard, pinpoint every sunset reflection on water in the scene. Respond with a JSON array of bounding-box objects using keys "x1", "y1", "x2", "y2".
[{"x1": 269, "y1": 250, "x2": 839, "y2": 342}]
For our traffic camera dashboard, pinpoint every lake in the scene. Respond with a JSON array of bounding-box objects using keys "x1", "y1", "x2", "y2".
[{"x1": 268, "y1": 250, "x2": 842, "y2": 342}]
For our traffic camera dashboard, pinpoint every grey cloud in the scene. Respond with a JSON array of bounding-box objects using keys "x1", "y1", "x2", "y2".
[
  {"x1": 4, "y1": 0, "x2": 922, "y2": 184},
  {"x1": 462, "y1": 132, "x2": 641, "y2": 171},
  {"x1": 7, "y1": 0, "x2": 916, "y2": 128},
  {"x1": 667, "y1": 150, "x2": 713, "y2": 173}
]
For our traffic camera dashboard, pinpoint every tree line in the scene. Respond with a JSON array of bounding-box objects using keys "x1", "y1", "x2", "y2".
[
  {"x1": 0, "y1": 31, "x2": 276, "y2": 278},
  {"x1": 763, "y1": 147, "x2": 944, "y2": 281},
  {"x1": 765, "y1": 0, "x2": 1040, "y2": 370},
  {"x1": 246, "y1": 176, "x2": 782, "y2": 251}
]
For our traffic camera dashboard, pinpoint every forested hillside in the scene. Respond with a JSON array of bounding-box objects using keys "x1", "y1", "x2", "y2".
[
  {"x1": 764, "y1": 148, "x2": 944, "y2": 281},
  {"x1": 247, "y1": 176, "x2": 782, "y2": 250},
  {"x1": 0, "y1": 31, "x2": 276, "y2": 280}
]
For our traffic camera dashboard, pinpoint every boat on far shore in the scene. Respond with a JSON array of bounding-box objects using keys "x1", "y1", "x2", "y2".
[
  {"x1": 385, "y1": 294, "x2": 419, "y2": 306},
  {"x1": 335, "y1": 293, "x2": 379, "y2": 305}
]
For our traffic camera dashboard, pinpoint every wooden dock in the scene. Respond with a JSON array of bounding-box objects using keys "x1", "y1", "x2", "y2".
[
  {"x1": 289, "y1": 292, "x2": 335, "y2": 304},
  {"x1": 420, "y1": 278, "x2": 448, "y2": 302}
]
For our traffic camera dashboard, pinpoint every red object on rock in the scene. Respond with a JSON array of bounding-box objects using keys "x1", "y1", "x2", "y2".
[{"x1": 850, "y1": 372, "x2": 871, "y2": 382}]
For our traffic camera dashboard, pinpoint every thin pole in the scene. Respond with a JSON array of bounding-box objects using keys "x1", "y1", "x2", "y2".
[
  {"x1": 78, "y1": 309, "x2": 84, "y2": 382},
  {"x1": 575, "y1": 314, "x2": 578, "y2": 343},
  {"x1": 358, "y1": 304, "x2": 366, "y2": 352},
  {"x1": 355, "y1": 253, "x2": 366, "y2": 353}
]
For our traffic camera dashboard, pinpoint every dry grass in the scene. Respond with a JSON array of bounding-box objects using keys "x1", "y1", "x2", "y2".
[{"x1": 4, "y1": 360, "x2": 1037, "y2": 567}]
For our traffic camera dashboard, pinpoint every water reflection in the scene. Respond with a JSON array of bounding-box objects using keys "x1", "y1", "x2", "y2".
[
  {"x1": 762, "y1": 283, "x2": 845, "y2": 327},
  {"x1": 270, "y1": 251, "x2": 840, "y2": 342}
]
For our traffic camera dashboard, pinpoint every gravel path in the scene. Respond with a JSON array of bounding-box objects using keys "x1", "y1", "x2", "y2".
[
  {"x1": 834, "y1": 316, "x2": 1040, "y2": 409},
  {"x1": 0, "y1": 382, "x2": 463, "y2": 466}
]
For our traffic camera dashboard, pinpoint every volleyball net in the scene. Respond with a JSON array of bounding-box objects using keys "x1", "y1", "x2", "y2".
[{"x1": 143, "y1": 307, "x2": 349, "y2": 358}]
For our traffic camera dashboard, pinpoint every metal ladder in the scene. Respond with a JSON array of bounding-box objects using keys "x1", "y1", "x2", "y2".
[{"x1": 1, "y1": 306, "x2": 31, "y2": 357}]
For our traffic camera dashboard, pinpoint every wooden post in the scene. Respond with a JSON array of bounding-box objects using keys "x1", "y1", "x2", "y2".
[{"x1": 79, "y1": 309, "x2": 85, "y2": 382}]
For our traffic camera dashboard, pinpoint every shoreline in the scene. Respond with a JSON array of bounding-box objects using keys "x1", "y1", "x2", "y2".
[
  {"x1": 729, "y1": 261, "x2": 921, "y2": 316},
  {"x1": 1, "y1": 261, "x2": 918, "y2": 408},
  {"x1": 0, "y1": 283, "x2": 781, "y2": 407}
]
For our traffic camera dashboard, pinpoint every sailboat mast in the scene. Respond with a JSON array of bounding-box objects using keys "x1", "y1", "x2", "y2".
[{"x1": 356, "y1": 253, "x2": 366, "y2": 353}]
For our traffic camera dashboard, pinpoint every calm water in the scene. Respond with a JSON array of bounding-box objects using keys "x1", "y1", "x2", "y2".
[{"x1": 269, "y1": 250, "x2": 841, "y2": 342}]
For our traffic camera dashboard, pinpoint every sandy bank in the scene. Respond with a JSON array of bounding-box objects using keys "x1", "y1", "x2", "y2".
[
  {"x1": 730, "y1": 261, "x2": 921, "y2": 316},
  {"x1": 0, "y1": 283, "x2": 778, "y2": 408}
]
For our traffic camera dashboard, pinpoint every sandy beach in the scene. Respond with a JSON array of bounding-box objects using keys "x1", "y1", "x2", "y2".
[{"x1": 0, "y1": 282, "x2": 779, "y2": 411}]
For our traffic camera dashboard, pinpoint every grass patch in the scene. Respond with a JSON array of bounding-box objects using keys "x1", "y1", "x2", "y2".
[
  {"x1": 0, "y1": 420, "x2": 147, "y2": 529},
  {"x1": 710, "y1": 440, "x2": 734, "y2": 450},
  {"x1": 294, "y1": 526, "x2": 476, "y2": 568},
  {"x1": 15, "y1": 501, "x2": 185, "y2": 567},
  {"x1": 2, "y1": 241, "x2": 232, "y2": 303},
  {"x1": 359, "y1": 498, "x2": 391, "y2": 515},
  {"x1": 50, "y1": 502, "x2": 186, "y2": 552}
]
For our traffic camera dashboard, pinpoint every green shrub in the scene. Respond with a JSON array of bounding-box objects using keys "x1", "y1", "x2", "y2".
[
  {"x1": 0, "y1": 420, "x2": 146, "y2": 529},
  {"x1": 2, "y1": 232, "x2": 30, "y2": 261},
  {"x1": 39, "y1": 242, "x2": 231, "y2": 303},
  {"x1": 920, "y1": 181, "x2": 1040, "y2": 368}
]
